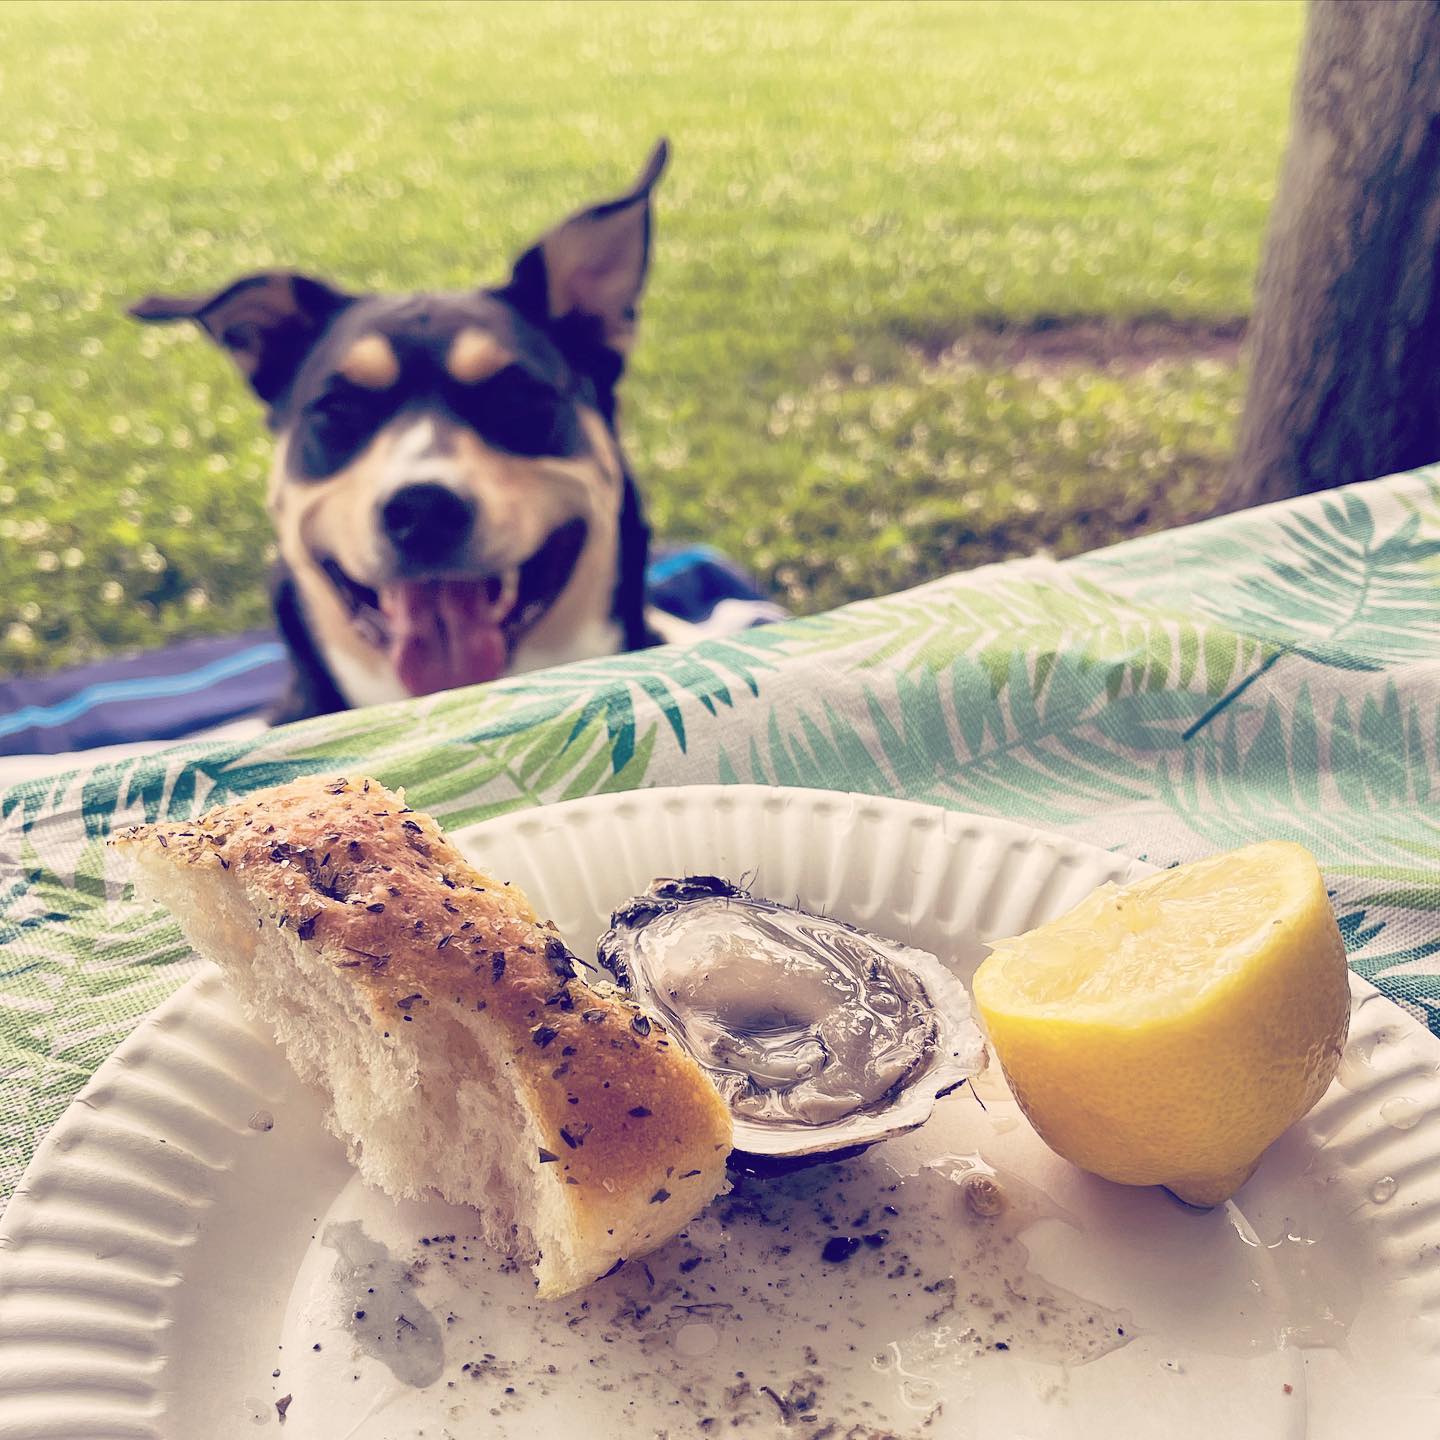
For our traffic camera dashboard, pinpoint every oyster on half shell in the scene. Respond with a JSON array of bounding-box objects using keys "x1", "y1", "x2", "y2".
[{"x1": 597, "y1": 876, "x2": 988, "y2": 1170}]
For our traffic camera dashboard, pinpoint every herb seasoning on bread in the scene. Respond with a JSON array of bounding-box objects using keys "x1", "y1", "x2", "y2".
[{"x1": 113, "y1": 775, "x2": 732, "y2": 1297}]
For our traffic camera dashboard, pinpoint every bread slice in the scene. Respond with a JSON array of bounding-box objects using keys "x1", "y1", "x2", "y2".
[{"x1": 112, "y1": 775, "x2": 733, "y2": 1297}]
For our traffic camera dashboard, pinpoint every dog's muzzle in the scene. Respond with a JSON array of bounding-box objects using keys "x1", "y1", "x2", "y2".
[{"x1": 317, "y1": 514, "x2": 589, "y2": 698}]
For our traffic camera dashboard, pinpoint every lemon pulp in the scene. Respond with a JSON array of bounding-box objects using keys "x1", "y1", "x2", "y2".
[{"x1": 973, "y1": 841, "x2": 1350, "y2": 1207}]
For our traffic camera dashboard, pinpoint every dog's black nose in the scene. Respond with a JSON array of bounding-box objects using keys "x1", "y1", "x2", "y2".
[{"x1": 380, "y1": 483, "x2": 477, "y2": 563}]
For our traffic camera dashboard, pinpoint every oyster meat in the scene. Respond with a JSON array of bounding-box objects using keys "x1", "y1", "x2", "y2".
[{"x1": 597, "y1": 876, "x2": 987, "y2": 1168}]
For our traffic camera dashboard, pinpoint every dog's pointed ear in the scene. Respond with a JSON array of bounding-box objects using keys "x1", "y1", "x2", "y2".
[
  {"x1": 129, "y1": 272, "x2": 355, "y2": 406},
  {"x1": 499, "y1": 139, "x2": 669, "y2": 360}
]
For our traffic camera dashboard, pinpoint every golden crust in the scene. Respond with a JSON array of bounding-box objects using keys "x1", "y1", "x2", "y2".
[{"x1": 113, "y1": 775, "x2": 733, "y2": 1247}]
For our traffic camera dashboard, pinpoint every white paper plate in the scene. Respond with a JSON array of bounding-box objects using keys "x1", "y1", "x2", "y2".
[{"x1": 2, "y1": 785, "x2": 1439, "y2": 1440}]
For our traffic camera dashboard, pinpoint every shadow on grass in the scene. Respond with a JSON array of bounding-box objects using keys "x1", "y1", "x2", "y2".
[{"x1": 875, "y1": 313, "x2": 1247, "y2": 372}]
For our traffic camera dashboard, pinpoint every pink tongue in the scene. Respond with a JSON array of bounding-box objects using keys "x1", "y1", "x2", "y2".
[{"x1": 379, "y1": 580, "x2": 508, "y2": 697}]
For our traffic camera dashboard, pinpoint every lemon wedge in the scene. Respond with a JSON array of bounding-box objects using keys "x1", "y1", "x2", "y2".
[{"x1": 972, "y1": 841, "x2": 1350, "y2": 1207}]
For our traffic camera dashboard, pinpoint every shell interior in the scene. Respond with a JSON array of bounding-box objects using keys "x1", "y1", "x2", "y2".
[{"x1": 596, "y1": 877, "x2": 988, "y2": 1162}]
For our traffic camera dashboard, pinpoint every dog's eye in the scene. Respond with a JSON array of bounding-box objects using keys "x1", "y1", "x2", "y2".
[
  {"x1": 296, "y1": 393, "x2": 380, "y2": 477},
  {"x1": 468, "y1": 367, "x2": 578, "y2": 457},
  {"x1": 310, "y1": 393, "x2": 365, "y2": 434}
]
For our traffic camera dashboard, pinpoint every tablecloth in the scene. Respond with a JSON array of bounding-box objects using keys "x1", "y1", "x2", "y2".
[{"x1": 3, "y1": 469, "x2": 1439, "y2": 1212}]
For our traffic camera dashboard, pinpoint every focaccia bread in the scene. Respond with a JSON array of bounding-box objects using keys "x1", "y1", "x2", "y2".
[{"x1": 112, "y1": 775, "x2": 733, "y2": 1297}]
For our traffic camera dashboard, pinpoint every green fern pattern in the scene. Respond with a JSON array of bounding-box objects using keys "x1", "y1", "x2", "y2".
[{"x1": 4, "y1": 468, "x2": 1440, "y2": 1204}]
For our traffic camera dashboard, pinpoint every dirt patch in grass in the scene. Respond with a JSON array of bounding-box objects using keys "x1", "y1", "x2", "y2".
[{"x1": 939, "y1": 317, "x2": 1246, "y2": 372}]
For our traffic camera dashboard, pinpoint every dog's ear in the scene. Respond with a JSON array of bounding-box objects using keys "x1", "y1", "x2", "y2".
[
  {"x1": 129, "y1": 272, "x2": 355, "y2": 407},
  {"x1": 498, "y1": 139, "x2": 669, "y2": 361}
]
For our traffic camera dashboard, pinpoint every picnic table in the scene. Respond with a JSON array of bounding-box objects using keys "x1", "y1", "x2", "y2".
[{"x1": 3, "y1": 469, "x2": 1440, "y2": 1209}]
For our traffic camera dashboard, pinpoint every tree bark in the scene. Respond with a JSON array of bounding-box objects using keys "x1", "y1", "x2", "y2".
[{"x1": 1222, "y1": 0, "x2": 1440, "y2": 512}]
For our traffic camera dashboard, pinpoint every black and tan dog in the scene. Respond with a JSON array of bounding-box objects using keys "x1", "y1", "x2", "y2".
[{"x1": 132, "y1": 143, "x2": 671, "y2": 722}]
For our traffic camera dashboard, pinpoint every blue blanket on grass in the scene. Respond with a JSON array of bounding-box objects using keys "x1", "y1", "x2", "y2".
[{"x1": 1, "y1": 547, "x2": 783, "y2": 756}]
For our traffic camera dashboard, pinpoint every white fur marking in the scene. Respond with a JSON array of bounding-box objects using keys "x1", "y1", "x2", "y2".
[
  {"x1": 509, "y1": 619, "x2": 624, "y2": 676},
  {"x1": 325, "y1": 645, "x2": 411, "y2": 709}
]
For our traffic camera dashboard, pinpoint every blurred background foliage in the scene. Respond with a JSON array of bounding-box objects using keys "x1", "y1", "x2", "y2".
[{"x1": 0, "y1": 0, "x2": 1301, "y2": 675}]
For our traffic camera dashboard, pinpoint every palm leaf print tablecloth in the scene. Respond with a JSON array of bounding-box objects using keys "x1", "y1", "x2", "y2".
[{"x1": 4, "y1": 470, "x2": 1440, "y2": 1209}]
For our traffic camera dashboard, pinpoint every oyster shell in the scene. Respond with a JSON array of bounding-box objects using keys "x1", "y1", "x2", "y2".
[{"x1": 597, "y1": 876, "x2": 987, "y2": 1170}]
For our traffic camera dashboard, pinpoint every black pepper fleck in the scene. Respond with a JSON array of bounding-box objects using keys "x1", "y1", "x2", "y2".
[{"x1": 821, "y1": 1236, "x2": 862, "y2": 1264}]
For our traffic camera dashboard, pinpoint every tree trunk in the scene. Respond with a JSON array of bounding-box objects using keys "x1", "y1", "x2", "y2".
[{"x1": 1222, "y1": 0, "x2": 1440, "y2": 512}]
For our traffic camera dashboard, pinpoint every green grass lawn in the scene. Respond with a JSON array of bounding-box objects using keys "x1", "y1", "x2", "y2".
[{"x1": 0, "y1": 0, "x2": 1302, "y2": 675}]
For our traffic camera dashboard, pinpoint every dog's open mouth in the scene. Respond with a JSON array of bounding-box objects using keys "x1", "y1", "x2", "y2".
[{"x1": 318, "y1": 517, "x2": 588, "y2": 697}]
